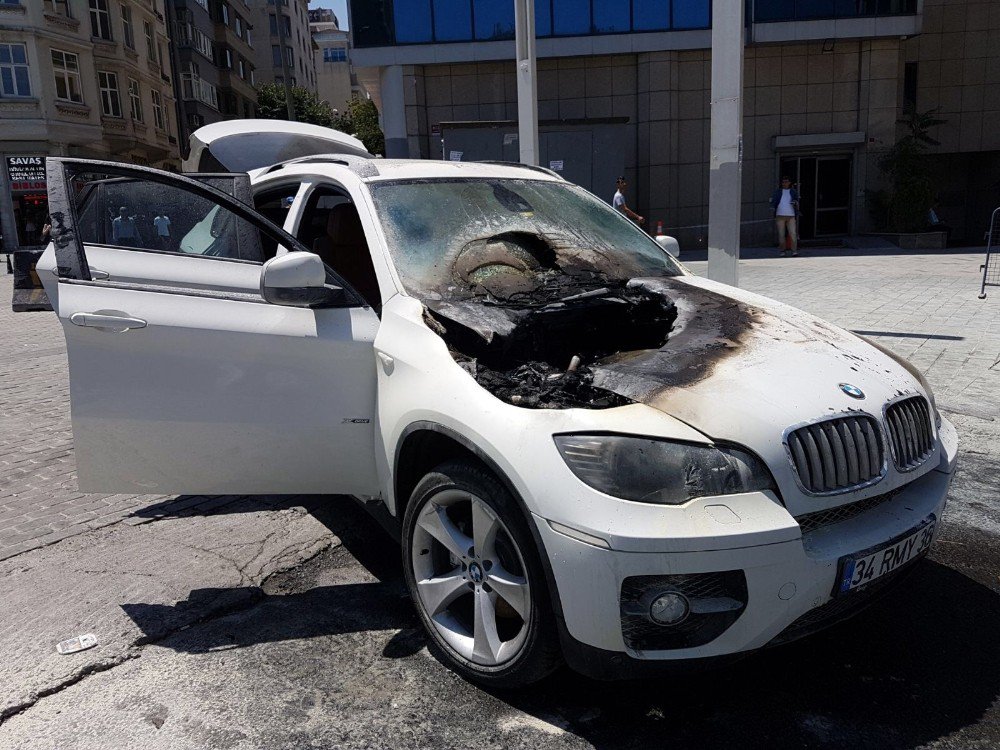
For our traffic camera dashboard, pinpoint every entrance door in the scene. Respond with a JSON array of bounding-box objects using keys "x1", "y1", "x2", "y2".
[{"x1": 779, "y1": 155, "x2": 852, "y2": 240}]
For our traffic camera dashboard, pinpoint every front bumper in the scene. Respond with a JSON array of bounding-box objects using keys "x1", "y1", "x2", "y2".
[{"x1": 536, "y1": 459, "x2": 954, "y2": 677}]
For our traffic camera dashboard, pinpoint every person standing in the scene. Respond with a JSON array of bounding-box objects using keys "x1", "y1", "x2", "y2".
[
  {"x1": 612, "y1": 176, "x2": 644, "y2": 226},
  {"x1": 153, "y1": 211, "x2": 172, "y2": 251},
  {"x1": 112, "y1": 206, "x2": 139, "y2": 247},
  {"x1": 770, "y1": 176, "x2": 799, "y2": 257}
]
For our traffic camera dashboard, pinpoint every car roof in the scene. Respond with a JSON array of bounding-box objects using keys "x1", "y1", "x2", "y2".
[
  {"x1": 186, "y1": 120, "x2": 562, "y2": 184},
  {"x1": 257, "y1": 155, "x2": 563, "y2": 184}
]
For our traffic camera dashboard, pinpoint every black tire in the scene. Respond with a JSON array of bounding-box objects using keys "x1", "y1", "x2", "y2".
[{"x1": 402, "y1": 458, "x2": 561, "y2": 688}]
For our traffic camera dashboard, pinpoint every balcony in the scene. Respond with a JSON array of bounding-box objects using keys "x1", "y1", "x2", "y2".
[{"x1": 182, "y1": 74, "x2": 220, "y2": 110}]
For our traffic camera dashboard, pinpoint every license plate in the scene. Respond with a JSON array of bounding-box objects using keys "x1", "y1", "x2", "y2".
[{"x1": 837, "y1": 516, "x2": 936, "y2": 595}]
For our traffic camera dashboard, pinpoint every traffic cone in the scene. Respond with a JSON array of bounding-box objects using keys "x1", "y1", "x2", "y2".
[{"x1": 656, "y1": 220, "x2": 664, "y2": 235}]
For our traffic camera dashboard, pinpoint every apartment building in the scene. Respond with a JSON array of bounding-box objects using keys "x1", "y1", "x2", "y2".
[
  {"x1": 0, "y1": 0, "x2": 177, "y2": 255},
  {"x1": 310, "y1": 8, "x2": 354, "y2": 114},
  {"x1": 168, "y1": 0, "x2": 258, "y2": 141},
  {"x1": 249, "y1": 0, "x2": 316, "y2": 91},
  {"x1": 349, "y1": 0, "x2": 1000, "y2": 247}
]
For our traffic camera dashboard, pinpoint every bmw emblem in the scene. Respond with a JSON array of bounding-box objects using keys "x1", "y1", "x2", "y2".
[{"x1": 839, "y1": 383, "x2": 865, "y2": 399}]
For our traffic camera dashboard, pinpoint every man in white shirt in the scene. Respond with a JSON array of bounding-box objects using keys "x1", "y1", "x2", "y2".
[
  {"x1": 153, "y1": 211, "x2": 172, "y2": 251},
  {"x1": 612, "y1": 176, "x2": 644, "y2": 226},
  {"x1": 769, "y1": 176, "x2": 800, "y2": 257}
]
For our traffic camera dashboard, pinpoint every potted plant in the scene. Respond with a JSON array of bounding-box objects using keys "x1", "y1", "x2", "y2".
[{"x1": 867, "y1": 108, "x2": 948, "y2": 249}]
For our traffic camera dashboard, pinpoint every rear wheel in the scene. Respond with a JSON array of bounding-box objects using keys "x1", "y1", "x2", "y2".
[{"x1": 402, "y1": 459, "x2": 560, "y2": 687}]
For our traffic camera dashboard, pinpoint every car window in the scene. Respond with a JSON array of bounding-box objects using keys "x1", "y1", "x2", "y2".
[
  {"x1": 68, "y1": 171, "x2": 264, "y2": 263},
  {"x1": 368, "y1": 178, "x2": 682, "y2": 299},
  {"x1": 253, "y1": 185, "x2": 301, "y2": 260},
  {"x1": 297, "y1": 185, "x2": 381, "y2": 309}
]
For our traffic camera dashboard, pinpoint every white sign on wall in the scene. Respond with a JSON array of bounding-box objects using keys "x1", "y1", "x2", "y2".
[
  {"x1": 549, "y1": 160, "x2": 564, "y2": 171},
  {"x1": 449, "y1": 151, "x2": 463, "y2": 161}
]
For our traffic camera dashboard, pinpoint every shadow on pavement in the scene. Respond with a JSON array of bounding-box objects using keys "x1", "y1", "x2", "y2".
[
  {"x1": 491, "y1": 558, "x2": 1000, "y2": 750},
  {"x1": 124, "y1": 494, "x2": 999, "y2": 749}
]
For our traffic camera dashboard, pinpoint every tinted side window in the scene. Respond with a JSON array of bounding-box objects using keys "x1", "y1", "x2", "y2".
[{"x1": 69, "y1": 171, "x2": 263, "y2": 263}]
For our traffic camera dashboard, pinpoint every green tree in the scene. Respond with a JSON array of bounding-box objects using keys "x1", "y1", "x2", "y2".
[
  {"x1": 256, "y1": 83, "x2": 337, "y2": 127},
  {"x1": 332, "y1": 96, "x2": 386, "y2": 156},
  {"x1": 869, "y1": 107, "x2": 947, "y2": 233}
]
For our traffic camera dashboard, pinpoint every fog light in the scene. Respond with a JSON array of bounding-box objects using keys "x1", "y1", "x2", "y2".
[{"x1": 649, "y1": 591, "x2": 690, "y2": 625}]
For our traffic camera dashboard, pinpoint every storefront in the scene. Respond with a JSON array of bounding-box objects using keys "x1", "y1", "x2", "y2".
[{"x1": 2, "y1": 153, "x2": 52, "y2": 311}]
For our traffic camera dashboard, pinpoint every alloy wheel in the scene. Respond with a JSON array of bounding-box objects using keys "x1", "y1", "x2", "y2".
[{"x1": 410, "y1": 488, "x2": 531, "y2": 666}]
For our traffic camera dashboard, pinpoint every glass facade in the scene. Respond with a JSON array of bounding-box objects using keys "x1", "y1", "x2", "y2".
[{"x1": 350, "y1": 0, "x2": 917, "y2": 47}]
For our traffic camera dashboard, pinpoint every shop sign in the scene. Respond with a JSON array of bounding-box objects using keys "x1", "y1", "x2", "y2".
[{"x1": 6, "y1": 156, "x2": 46, "y2": 192}]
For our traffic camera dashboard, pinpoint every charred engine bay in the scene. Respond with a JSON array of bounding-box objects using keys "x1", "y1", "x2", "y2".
[{"x1": 423, "y1": 232, "x2": 679, "y2": 409}]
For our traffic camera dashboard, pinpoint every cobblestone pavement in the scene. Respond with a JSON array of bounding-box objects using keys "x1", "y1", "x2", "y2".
[
  {"x1": 1, "y1": 248, "x2": 997, "y2": 562},
  {"x1": 0, "y1": 275, "x2": 161, "y2": 561}
]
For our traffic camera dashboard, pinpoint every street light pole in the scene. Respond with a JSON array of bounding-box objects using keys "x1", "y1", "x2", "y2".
[
  {"x1": 514, "y1": 0, "x2": 539, "y2": 166},
  {"x1": 707, "y1": 0, "x2": 744, "y2": 286}
]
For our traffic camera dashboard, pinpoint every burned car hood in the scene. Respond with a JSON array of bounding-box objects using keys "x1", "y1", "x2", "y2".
[
  {"x1": 592, "y1": 276, "x2": 926, "y2": 438},
  {"x1": 427, "y1": 271, "x2": 933, "y2": 509}
]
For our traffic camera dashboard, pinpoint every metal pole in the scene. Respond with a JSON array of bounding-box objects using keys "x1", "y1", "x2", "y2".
[
  {"x1": 514, "y1": 0, "x2": 539, "y2": 166},
  {"x1": 275, "y1": 1, "x2": 296, "y2": 121},
  {"x1": 707, "y1": 0, "x2": 744, "y2": 286}
]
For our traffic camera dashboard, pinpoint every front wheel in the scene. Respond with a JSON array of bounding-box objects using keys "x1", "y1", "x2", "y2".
[{"x1": 402, "y1": 459, "x2": 561, "y2": 687}]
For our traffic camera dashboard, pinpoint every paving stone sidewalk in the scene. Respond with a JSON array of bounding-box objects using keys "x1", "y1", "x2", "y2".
[
  {"x1": 0, "y1": 274, "x2": 168, "y2": 561},
  {"x1": 1, "y1": 248, "x2": 997, "y2": 561}
]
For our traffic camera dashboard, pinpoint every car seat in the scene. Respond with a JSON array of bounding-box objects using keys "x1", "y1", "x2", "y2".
[{"x1": 312, "y1": 204, "x2": 381, "y2": 310}]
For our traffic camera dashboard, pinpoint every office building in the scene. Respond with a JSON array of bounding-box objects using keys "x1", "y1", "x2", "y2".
[{"x1": 348, "y1": 0, "x2": 1000, "y2": 246}]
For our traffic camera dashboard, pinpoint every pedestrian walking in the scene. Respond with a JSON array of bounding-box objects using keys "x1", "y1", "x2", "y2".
[
  {"x1": 770, "y1": 175, "x2": 799, "y2": 257},
  {"x1": 153, "y1": 211, "x2": 172, "y2": 251},
  {"x1": 612, "y1": 176, "x2": 644, "y2": 226},
  {"x1": 111, "y1": 206, "x2": 139, "y2": 247}
]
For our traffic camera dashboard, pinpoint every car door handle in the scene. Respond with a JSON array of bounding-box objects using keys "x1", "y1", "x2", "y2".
[{"x1": 70, "y1": 312, "x2": 147, "y2": 332}]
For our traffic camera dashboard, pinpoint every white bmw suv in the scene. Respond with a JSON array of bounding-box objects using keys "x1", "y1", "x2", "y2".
[{"x1": 25, "y1": 121, "x2": 957, "y2": 686}]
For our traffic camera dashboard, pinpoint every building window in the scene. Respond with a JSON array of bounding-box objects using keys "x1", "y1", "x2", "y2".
[
  {"x1": 89, "y1": 0, "x2": 113, "y2": 40},
  {"x1": 51, "y1": 49, "x2": 83, "y2": 103},
  {"x1": 271, "y1": 44, "x2": 281, "y2": 67},
  {"x1": 98, "y1": 71, "x2": 122, "y2": 116},
  {"x1": 269, "y1": 13, "x2": 291, "y2": 36},
  {"x1": 393, "y1": 0, "x2": 432, "y2": 43},
  {"x1": 151, "y1": 89, "x2": 165, "y2": 129},
  {"x1": 120, "y1": 4, "x2": 135, "y2": 49},
  {"x1": 128, "y1": 77, "x2": 142, "y2": 121},
  {"x1": 238, "y1": 57, "x2": 247, "y2": 78},
  {"x1": 472, "y1": 0, "x2": 514, "y2": 40},
  {"x1": 633, "y1": 0, "x2": 670, "y2": 31},
  {"x1": 323, "y1": 47, "x2": 347, "y2": 62},
  {"x1": 193, "y1": 0, "x2": 207, "y2": 8},
  {"x1": 144, "y1": 20, "x2": 158, "y2": 62},
  {"x1": 44, "y1": 0, "x2": 73, "y2": 16},
  {"x1": 219, "y1": 47, "x2": 233, "y2": 68},
  {"x1": 0, "y1": 43, "x2": 31, "y2": 98},
  {"x1": 672, "y1": 0, "x2": 710, "y2": 29},
  {"x1": 182, "y1": 65, "x2": 219, "y2": 110},
  {"x1": 180, "y1": 22, "x2": 214, "y2": 59},
  {"x1": 235, "y1": 16, "x2": 243, "y2": 38},
  {"x1": 432, "y1": 0, "x2": 471, "y2": 41},
  {"x1": 221, "y1": 2, "x2": 229, "y2": 25}
]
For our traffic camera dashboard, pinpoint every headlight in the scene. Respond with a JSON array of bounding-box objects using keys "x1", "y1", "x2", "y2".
[{"x1": 554, "y1": 434, "x2": 776, "y2": 505}]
